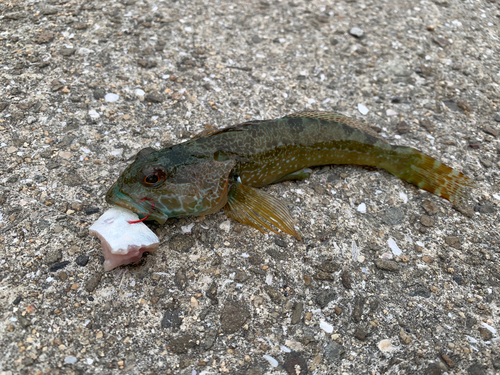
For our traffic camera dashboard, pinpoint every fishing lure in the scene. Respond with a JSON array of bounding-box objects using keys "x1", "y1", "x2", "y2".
[{"x1": 106, "y1": 111, "x2": 474, "y2": 239}]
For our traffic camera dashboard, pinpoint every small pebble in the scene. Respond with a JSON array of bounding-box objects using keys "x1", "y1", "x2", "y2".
[
  {"x1": 104, "y1": 93, "x2": 119, "y2": 102},
  {"x1": 75, "y1": 255, "x2": 89, "y2": 267},
  {"x1": 64, "y1": 356, "x2": 78, "y2": 364},
  {"x1": 349, "y1": 27, "x2": 364, "y2": 38},
  {"x1": 320, "y1": 321, "x2": 334, "y2": 333},
  {"x1": 357, "y1": 103, "x2": 369, "y2": 115}
]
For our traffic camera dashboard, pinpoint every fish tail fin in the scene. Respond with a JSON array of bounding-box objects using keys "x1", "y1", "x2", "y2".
[{"x1": 384, "y1": 147, "x2": 475, "y2": 203}]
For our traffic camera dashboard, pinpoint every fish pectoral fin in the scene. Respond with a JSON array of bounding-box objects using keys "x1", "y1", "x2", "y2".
[
  {"x1": 272, "y1": 168, "x2": 313, "y2": 184},
  {"x1": 224, "y1": 182, "x2": 301, "y2": 240}
]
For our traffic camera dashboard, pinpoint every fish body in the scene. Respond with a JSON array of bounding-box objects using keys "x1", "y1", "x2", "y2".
[{"x1": 106, "y1": 111, "x2": 474, "y2": 238}]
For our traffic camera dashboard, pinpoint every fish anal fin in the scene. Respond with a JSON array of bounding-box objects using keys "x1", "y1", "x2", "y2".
[
  {"x1": 285, "y1": 111, "x2": 385, "y2": 141},
  {"x1": 224, "y1": 183, "x2": 301, "y2": 240}
]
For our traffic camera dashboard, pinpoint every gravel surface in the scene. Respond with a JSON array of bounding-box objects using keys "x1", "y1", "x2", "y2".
[{"x1": 1, "y1": 0, "x2": 500, "y2": 374}]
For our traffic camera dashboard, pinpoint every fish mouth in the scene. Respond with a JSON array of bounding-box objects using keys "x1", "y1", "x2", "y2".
[{"x1": 105, "y1": 182, "x2": 169, "y2": 224}]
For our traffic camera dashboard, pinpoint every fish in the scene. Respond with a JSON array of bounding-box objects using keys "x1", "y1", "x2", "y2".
[{"x1": 106, "y1": 111, "x2": 475, "y2": 240}]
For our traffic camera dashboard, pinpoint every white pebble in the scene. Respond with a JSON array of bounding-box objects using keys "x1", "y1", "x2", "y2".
[
  {"x1": 88, "y1": 109, "x2": 100, "y2": 119},
  {"x1": 320, "y1": 321, "x2": 334, "y2": 333},
  {"x1": 182, "y1": 223, "x2": 195, "y2": 233},
  {"x1": 64, "y1": 356, "x2": 78, "y2": 364},
  {"x1": 105, "y1": 93, "x2": 119, "y2": 102},
  {"x1": 378, "y1": 339, "x2": 397, "y2": 352},
  {"x1": 357, "y1": 203, "x2": 366, "y2": 213},
  {"x1": 263, "y1": 355, "x2": 279, "y2": 368},
  {"x1": 399, "y1": 192, "x2": 408, "y2": 203},
  {"x1": 281, "y1": 345, "x2": 291, "y2": 353},
  {"x1": 386, "y1": 109, "x2": 398, "y2": 116},
  {"x1": 358, "y1": 103, "x2": 369, "y2": 115},
  {"x1": 388, "y1": 238, "x2": 402, "y2": 256},
  {"x1": 134, "y1": 89, "x2": 145, "y2": 97},
  {"x1": 219, "y1": 220, "x2": 231, "y2": 233}
]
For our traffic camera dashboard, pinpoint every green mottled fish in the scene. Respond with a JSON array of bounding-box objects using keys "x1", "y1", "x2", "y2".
[{"x1": 106, "y1": 111, "x2": 474, "y2": 239}]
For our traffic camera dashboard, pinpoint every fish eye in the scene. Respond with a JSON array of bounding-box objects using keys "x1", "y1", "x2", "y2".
[{"x1": 140, "y1": 166, "x2": 167, "y2": 187}]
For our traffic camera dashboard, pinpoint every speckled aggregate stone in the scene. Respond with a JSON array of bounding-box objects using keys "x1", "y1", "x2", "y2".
[{"x1": 0, "y1": 0, "x2": 499, "y2": 374}]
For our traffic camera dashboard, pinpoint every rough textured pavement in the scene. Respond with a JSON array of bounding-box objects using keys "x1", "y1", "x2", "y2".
[{"x1": 1, "y1": 0, "x2": 500, "y2": 374}]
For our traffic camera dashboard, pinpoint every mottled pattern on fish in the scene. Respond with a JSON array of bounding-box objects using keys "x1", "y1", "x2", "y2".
[{"x1": 106, "y1": 111, "x2": 474, "y2": 238}]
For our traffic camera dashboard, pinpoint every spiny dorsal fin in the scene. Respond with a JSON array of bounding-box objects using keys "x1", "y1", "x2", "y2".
[
  {"x1": 224, "y1": 182, "x2": 301, "y2": 240},
  {"x1": 285, "y1": 110, "x2": 386, "y2": 141}
]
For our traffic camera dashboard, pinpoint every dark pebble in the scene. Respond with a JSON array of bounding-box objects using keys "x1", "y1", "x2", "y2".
[
  {"x1": 494, "y1": 114, "x2": 500, "y2": 122},
  {"x1": 174, "y1": 268, "x2": 188, "y2": 290},
  {"x1": 85, "y1": 273, "x2": 103, "y2": 292},
  {"x1": 291, "y1": 302, "x2": 303, "y2": 325},
  {"x1": 137, "y1": 59, "x2": 157, "y2": 69},
  {"x1": 13, "y1": 296, "x2": 22, "y2": 305},
  {"x1": 422, "y1": 200, "x2": 439, "y2": 215},
  {"x1": 264, "y1": 286, "x2": 284, "y2": 304},
  {"x1": 274, "y1": 239, "x2": 287, "y2": 248},
  {"x1": 206, "y1": 281, "x2": 218, "y2": 301},
  {"x1": 203, "y1": 329, "x2": 217, "y2": 351},
  {"x1": 352, "y1": 296, "x2": 366, "y2": 322},
  {"x1": 284, "y1": 352, "x2": 308, "y2": 375},
  {"x1": 161, "y1": 308, "x2": 183, "y2": 330},
  {"x1": 381, "y1": 207, "x2": 405, "y2": 225},
  {"x1": 445, "y1": 236, "x2": 461, "y2": 249},
  {"x1": 466, "y1": 316, "x2": 477, "y2": 329},
  {"x1": 169, "y1": 234, "x2": 195, "y2": 253},
  {"x1": 168, "y1": 334, "x2": 198, "y2": 354},
  {"x1": 341, "y1": 269, "x2": 352, "y2": 289},
  {"x1": 457, "y1": 100, "x2": 471, "y2": 112},
  {"x1": 45, "y1": 250, "x2": 62, "y2": 264},
  {"x1": 144, "y1": 93, "x2": 163, "y2": 103},
  {"x1": 266, "y1": 248, "x2": 288, "y2": 261},
  {"x1": 316, "y1": 260, "x2": 339, "y2": 273},
  {"x1": 93, "y1": 88, "x2": 105, "y2": 100},
  {"x1": 442, "y1": 99, "x2": 459, "y2": 112},
  {"x1": 467, "y1": 363, "x2": 487, "y2": 375},
  {"x1": 482, "y1": 126, "x2": 498, "y2": 137},
  {"x1": 409, "y1": 287, "x2": 431, "y2": 298},
  {"x1": 424, "y1": 362, "x2": 446, "y2": 375},
  {"x1": 35, "y1": 30, "x2": 54, "y2": 44},
  {"x1": 314, "y1": 271, "x2": 334, "y2": 281},
  {"x1": 420, "y1": 119, "x2": 436, "y2": 133},
  {"x1": 251, "y1": 35, "x2": 262, "y2": 43},
  {"x1": 49, "y1": 261, "x2": 70, "y2": 272},
  {"x1": 220, "y1": 300, "x2": 251, "y2": 334},
  {"x1": 374, "y1": 259, "x2": 399, "y2": 271},
  {"x1": 452, "y1": 275, "x2": 463, "y2": 285},
  {"x1": 469, "y1": 143, "x2": 480, "y2": 149},
  {"x1": 474, "y1": 205, "x2": 496, "y2": 214},
  {"x1": 492, "y1": 357, "x2": 500, "y2": 369},
  {"x1": 420, "y1": 215, "x2": 435, "y2": 227},
  {"x1": 316, "y1": 290, "x2": 336, "y2": 309},
  {"x1": 453, "y1": 203, "x2": 474, "y2": 218},
  {"x1": 478, "y1": 327, "x2": 492, "y2": 341},
  {"x1": 18, "y1": 314, "x2": 31, "y2": 328},
  {"x1": 60, "y1": 48, "x2": 75, "y2": 57},
  {"x1": 324, "y1": 342, "x2": 345, "y2": 362},
  {"x1": 84, "y1": 206, "x2": 100, "y2": 215},
  {"x1": 354, "y1": 327, "x2": 368, "y2": 341},
  {"x1": 433, "y1": 37, "x2": 449, "y2": 48},
  {"x1": 75, "y1": 255, "x2": 89, "y2": 267},
  {"x1": 396, "y1": 121, "x2": 410, "y2": 134}
]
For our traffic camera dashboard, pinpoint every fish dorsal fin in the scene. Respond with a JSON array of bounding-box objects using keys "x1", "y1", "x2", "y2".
[
  {"x1": 285, "y1": 110, "x2": 386, "y2": 141},
  {"x1": 224, "y1": 182, "x2": 301, "y2": 240}
]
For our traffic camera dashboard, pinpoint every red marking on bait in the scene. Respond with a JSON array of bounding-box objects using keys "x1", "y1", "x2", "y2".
[{"x1": 127, "y1": 199, "x2": 155, "y2": 224}]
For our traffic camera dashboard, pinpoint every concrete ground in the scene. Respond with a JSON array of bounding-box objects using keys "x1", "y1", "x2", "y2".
[{"x1": 1, "y1": 0, "x2": 499, "y2": 374}]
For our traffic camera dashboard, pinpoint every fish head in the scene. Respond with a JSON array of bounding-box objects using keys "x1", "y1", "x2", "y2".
[{"x1": 106, "y1": 146, "x2": 236, "y2": 223}]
